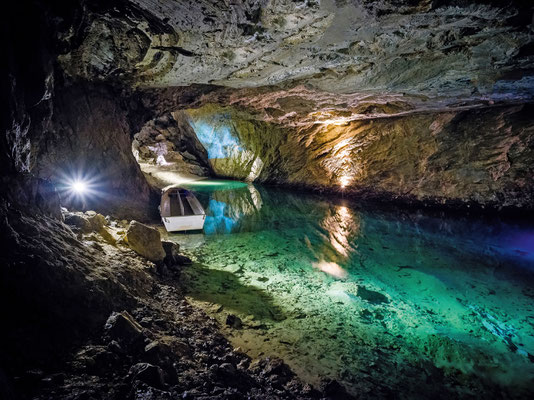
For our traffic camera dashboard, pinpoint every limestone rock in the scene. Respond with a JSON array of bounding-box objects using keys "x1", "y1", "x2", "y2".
[
  {"x1": 63, "y1": 213, "x2": 92, "y2": 233},
  {"x1": 225, "y1": 314, "x2": 243, "y2": 330},
  {"x1": 251, "y1": 357, "x2": 295, "y2": 387},
  {"x1": 33, "y1": 83, "x2": 156, "y2": 221},
  {"x1": 60, "y1": 0, "x2": 534, "y2": 102},
  {"x1": 98, "y1": 226, "x2": 117, "y2": 245},
  {"x1": 103, "y1": 311, "x2": 145, "y2": 351},
  {"x1": 86, "y1": 212, "x2": 107, "y2": 232},
  {"x1": 71, "y1": 345, "x2": 119, "y2": 374},
  {"x1": 183, "y1": 103, "x2": 534, "y2": 210},
  {"x1": 63, "y1": 210, "x2": 116, "y2": 244},
  {"x1": 125, "y1": 221, "x2": 166, "y2": 262},
  {"x1": 143, "y1": 341, "x2": 172, "y2": 366},
  {"x1": 133, "y1": 112, "x2": 212, "y2": 180}
]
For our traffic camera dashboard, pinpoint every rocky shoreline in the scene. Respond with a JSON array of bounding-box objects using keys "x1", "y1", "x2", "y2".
[{"x1": 0, "y1": 206, "x2": 348, "y2": 400}]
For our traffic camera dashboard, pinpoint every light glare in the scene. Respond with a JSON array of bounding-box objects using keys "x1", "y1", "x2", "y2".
[
  {"x1": 71, "y1": 180, "x2": 88, "y2": 194},
  {"x1": 339, "y1": 175, "x2": 351, "y2": 188}
]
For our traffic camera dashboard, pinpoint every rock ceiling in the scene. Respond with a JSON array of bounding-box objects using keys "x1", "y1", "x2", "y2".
[{"x1": 60, "y1": 0, "x2": 534, "y2": 122}]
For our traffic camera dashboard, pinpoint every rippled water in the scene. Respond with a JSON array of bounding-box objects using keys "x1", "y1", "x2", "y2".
[{"x1": 165, "y1": 180, "x2": 534, "y2": 399}]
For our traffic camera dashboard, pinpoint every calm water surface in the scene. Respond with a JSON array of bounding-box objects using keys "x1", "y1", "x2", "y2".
[{"x1": 165, "y1": 180, "x2": 534, "y2": 398}]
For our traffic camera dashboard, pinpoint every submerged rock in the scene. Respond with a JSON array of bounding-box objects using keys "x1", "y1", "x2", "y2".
[
  {"x1": 174, "y1": 254, "x2": 192, "y2": 266},
  {"x1": 251, "y1": 357, "x2": 295, "y2": 387},
  {"x1": 356, "y1": 286, "x2": 389, "y2": 305},
  {"x1": 125, "y1": 221, "x2": 165, "y2": 262}
]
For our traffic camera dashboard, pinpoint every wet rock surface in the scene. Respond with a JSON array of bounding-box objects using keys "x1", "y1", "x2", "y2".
[{"x1": 182, "y1": 103, "x2": 534, "y2": 211}]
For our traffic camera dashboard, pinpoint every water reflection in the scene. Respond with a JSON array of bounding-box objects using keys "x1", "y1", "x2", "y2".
[
  {"x1": 204, "y1": 200, "x2": 238, "y2": 234},
  {"x1": 176, "y1": 179, "x2": 534, "y2": 397},
  {"x1": 312, "y1": 260, "x2": 348, "y2": 279},
  {"x1": 322, "y1": 205, "x2": 360, "y2": 259},
  {"x1": 184, "y1": 181, "x2": 264, "y2": 234}
]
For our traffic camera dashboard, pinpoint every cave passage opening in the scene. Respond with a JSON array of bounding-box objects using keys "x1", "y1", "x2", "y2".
[{"x1": 131, "y1": 106, "x2": 268, "y2": 191}]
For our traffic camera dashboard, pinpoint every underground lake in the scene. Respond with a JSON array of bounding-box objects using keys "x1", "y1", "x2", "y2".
[{"x1": 162, "y1": 179, "x2": 534, "y2": 398}]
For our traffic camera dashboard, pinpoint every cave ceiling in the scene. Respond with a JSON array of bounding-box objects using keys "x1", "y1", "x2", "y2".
[{"x1": 58, "y1": 0, "x2": 534, "y2": 125}]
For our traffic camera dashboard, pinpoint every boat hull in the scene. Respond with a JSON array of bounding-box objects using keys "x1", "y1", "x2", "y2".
[{"x1": 162, "y1": 214, "x2": 205, "y2": 232}]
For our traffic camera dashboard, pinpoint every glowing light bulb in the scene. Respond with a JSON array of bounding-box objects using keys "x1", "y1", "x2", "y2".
[
  {"x1": 339, "y1": 176, "x2": 351, "y2": 188},
  {"x1": 71, "y1": 180, "x2": 87, "y2": 194}
]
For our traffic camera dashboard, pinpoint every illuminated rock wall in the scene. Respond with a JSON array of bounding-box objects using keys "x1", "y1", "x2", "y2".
[
  {"x1": 187, "y1": 106, "x2": 278, "y2": 181},
  {"x1": 186, "y1": 103, "x2": 534, "y2": 210}
]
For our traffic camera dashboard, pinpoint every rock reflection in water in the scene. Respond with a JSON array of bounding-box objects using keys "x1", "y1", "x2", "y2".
[
  {"x1": 322, "y1": 205, "x2": 360, "y2": 258},
  {"x1": 186, "y1": 181, "x2": 264, "y2": 234}
]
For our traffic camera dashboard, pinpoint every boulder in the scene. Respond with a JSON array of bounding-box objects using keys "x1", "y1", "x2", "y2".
[
  {"x1": 103, "y1": 311, "x2": 144, "y2": 351},
  {"x1": 86, "y1": 212, "x2": 107, "y2": 231},
  {"x1": 98, "y1": 226, "x2": 116, "y2": 245},
  {"x1": 128, "y1": 363, "x2": 165, "y2": 389},
  {"x1": 175, "y1": 254, "x2": 192, "y2": 266},
  {"x1": 143, "y1": 341, "x2": 173, "y2": 367},
  {"x1": 125, "y1": 221, "x2": 165, "y2": 262},
  {"x1": 63, "y1": 213, "x2": 92, "y2": 233},
  {"x1": 71, "y1": 345, "x2": 119, "y2": 374},
  {"x1": 63, "y1": 211, "x2": 107, "y2": 234},
  {"x1": 225, "y1": 314, "x2": 242, "y2": 329},
  {"x1": 161, "y1": 240, "x2": 180, "y2": 267},
  {"x1": 251, "y1": 357, "x2": 294, "y2": 387}
]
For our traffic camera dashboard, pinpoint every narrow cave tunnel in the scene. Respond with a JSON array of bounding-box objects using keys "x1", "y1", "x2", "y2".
[{"x1": 2, "y1": 1, "x2": 534, "y2": 399}]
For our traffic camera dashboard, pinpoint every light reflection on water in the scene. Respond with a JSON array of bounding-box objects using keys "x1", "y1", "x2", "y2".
[{"x1": 169, "y1": 179, "x2": 534, "y2": 398}]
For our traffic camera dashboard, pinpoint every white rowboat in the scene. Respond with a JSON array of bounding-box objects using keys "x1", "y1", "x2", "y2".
[{"x1": 160, "y1": 187, "x2": 206, "y2": 232}]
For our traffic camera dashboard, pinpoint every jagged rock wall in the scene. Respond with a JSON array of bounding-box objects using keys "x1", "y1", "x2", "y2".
[
  {"x1": 32, "y1": 82, "x2": 157, "y2": 220},
  {"x1": 186, "y1": 105, "x2": 277, "y2": 180},
  {"x1": 1, "y1": 0, "x2": 55, "y2": 178},
  {"x1": 0, "y1": 201, "x2": 138, "y2": 374},
  {"x1": 1, "y1": 0, "x2": 162, "y2": 221},
  {"x1": 186, "y1": 103, "x2": 534, "y2": 210}
]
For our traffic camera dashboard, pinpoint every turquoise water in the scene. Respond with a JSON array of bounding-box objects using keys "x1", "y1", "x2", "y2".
[{"x1": 166, "y1": 180, "x2": 534, "y2": 398}]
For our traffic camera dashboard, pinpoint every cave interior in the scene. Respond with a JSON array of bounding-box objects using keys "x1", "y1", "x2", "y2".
[{"x1": 2, "y1": 1, "x2": 534, "y2": 399}]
